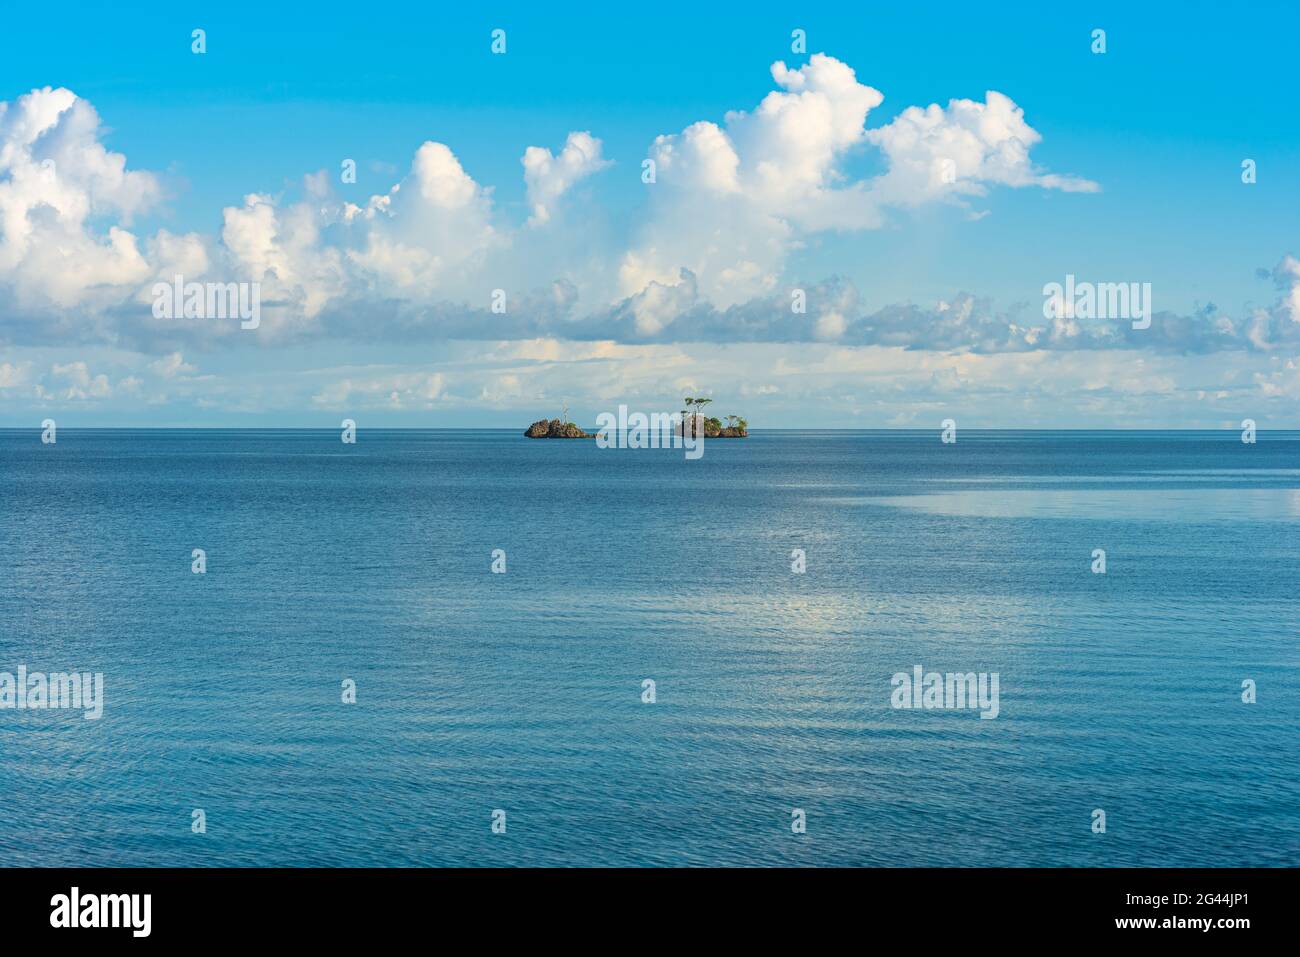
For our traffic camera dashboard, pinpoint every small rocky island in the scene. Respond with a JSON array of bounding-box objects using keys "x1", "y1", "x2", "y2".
[
  {"x1": 525, "y1": 397, "x2": 748, "y2": 438},
  {"x1": 524, "y1": 418, "x2": 593, "y2": 438}
]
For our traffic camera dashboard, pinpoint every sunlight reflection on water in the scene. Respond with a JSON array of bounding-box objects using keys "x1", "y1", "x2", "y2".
[{"x1": 847, "y1": 487, "x2": 1300, "y2": 521}]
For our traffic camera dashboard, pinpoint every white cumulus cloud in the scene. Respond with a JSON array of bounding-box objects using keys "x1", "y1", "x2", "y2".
[
  {"x1": 0, "y1": 87, "x2": 160, "y2": 309},
  {"x1": 522, "y1": 131, "x2": 611, "y2": 225}
]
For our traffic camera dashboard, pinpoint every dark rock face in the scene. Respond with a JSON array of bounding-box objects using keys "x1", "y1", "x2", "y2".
[{"x1": 524, "y1": 418, "x2": 593, "y2": 438}]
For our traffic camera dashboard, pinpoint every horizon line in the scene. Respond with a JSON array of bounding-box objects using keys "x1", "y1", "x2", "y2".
[{"x1": 2, "y1": 426, "x2": 1297, "y2": 434}]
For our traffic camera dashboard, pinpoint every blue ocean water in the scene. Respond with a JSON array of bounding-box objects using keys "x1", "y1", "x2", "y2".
[{"x1": 0, "y1": 429, "x2": 1296, "y2": 867}]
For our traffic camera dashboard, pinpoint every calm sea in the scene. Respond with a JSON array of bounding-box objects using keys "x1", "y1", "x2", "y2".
[{"x1": 1, "y1": 429, "x2": 1296, "y2": 866}]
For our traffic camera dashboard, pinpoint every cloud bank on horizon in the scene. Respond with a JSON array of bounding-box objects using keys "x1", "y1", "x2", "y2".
[{"x1": 0, "y1": 51, "x2": 1297, "y2": 424}]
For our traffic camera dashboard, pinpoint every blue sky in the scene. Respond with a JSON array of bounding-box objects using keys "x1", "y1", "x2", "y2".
[{"x1": 1, "y1": 1, "x2": 1297, "y2": 426}]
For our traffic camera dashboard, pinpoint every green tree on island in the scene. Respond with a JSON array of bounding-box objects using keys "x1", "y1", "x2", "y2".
[{"x1": 692, "y1": 397, "x2": 712, "y2": 435}]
